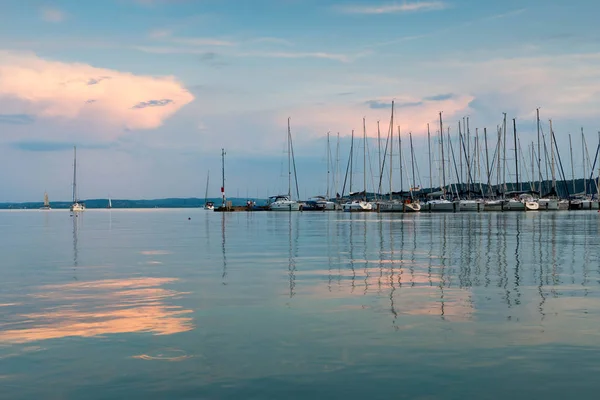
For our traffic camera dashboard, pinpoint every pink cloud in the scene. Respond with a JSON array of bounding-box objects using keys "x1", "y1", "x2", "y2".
[
  {"x1": 0, "y1": 51, "x2": 194, "y2": 137},
  {"x1": 279, "y1": 94, "x2": 474, "y2": 143}
]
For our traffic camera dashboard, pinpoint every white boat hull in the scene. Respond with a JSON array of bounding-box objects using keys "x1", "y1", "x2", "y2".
[
  {"x1": 503, "y1": 200, "x2": 525, "y2": 211},
  {"x1": 524, "y1": 201, "x2": 539, "y2": 211},
  {"x1": 342, "y1": 201, "x2": 373, "y2": 212},
  {"x1": 427, "y1": 200, "x2": 455, "y2": 212},
  {"x1": 269, "y1": 201, "x2": 301, "y2": 211},
  {"x1": 70, "y1": 202, "x2": 85, "y2": 212},
  {"x1": 483, "y1": 200, "x2": 503, "y2": 211},
  {"x1": 538, "y1": 199, "x2": 559, "y2": 210}
]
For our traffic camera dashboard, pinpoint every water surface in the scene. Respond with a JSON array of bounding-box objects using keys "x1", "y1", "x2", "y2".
[{"x1": 1, "y1": 209, "x2": 599, "y2": 399}]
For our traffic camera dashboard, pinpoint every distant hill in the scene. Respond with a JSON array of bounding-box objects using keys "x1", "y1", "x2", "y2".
[{"x1": 0, "y1": 197, "x2": 266, "y2": 210}]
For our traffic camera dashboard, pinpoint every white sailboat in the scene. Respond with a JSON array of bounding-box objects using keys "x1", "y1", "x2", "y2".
[
  {"x1": 268, "y1": 118, "x2": 301, "y2": 211},
  {"x1": 70, "y1": 146, "x2": 85, "y2": 213},
  {"x1": 204, "y1": 171, "x2": 214, "y2": 210},
  {"x1": 40, "y1": 192, "x2": 51, "y2": 210},
  {"x1": 107, "y1": 196, "x2": 112, "y2": 209}
]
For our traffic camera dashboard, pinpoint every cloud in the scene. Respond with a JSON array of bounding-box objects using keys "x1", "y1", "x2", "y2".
[
  {"x1": 171, "y1": 37, "x2": 235, "y2": 47},
  {"x1": 132, "y1": 99, "x2": 174, "y2": 109},
  {"x1": 40, "y1": 7, "x2": 66, "y2": 23},
  {"x1": 337, "y1": 1, "x2": 447, "y2": 14},
  {"x1": 238, "y1": 51, "x2": 351, "y2": 63},
  {"x1": 10, "y1": 140, "x2": 113, "y2": 152},
  {"x1": 0, "y1": 50, "x2": 194, "y2": 137},
  {"x1": 424, "y1": 93, "x2": 454, "y2": 101},
  {"x1": 0, "y1": 114, "x2": 35, "y2": 124},
  {"x1": 365, "y1": 100, "x2": 392, "y2": 109}
]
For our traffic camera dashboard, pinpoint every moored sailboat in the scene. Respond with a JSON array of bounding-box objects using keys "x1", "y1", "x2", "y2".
[{"x1": 70, "y1": 146, "x2": 85, "y2": 213}]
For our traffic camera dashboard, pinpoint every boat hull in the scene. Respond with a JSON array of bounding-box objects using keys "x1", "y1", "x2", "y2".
[
  {"x1": 483, "y1": 201, "x2": 503, "y2": 211},
  {"x1": 269, "y1": 202, "x2": 302, "y2": 211},
  {"x1": 503, "y1": 200, "x2": 525, "y2": 211},
  {"x1": 538, "y1": 199, "x2": 559, "y2": 210},
  {"x1": 457, "y1": 200, "x2": 480, "y2": 212},
  {"x1": 342, "y1": 201, "x2": 373, "y2": 212},
  {"x1": 427, "y1": 201, "x2": 455, "y2": 212}
]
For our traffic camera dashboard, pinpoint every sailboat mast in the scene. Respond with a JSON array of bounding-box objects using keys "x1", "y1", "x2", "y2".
[
  {"x1": 502, "y1": 113, "x2": 507, "y2": 198},
  {"x1": 532, "y1": 108, "x2": 548, "y2": 196},
  {"x1": 550, "y1": 120, "x2": 556, "y2": 190},
  {"x1": 377, "y1": 120, "x2": 382, "y2": 195},
  {"x1": 439, "y1": 112, "x2": 446, "y2": 193},
  {"x1": 409, "y1": 131, "x2": 416, "y2": 194},
  {"x1": 389, "y1": 101, "x2": 394, "y2": 201},
  {"x1": 327, "y1": 131, "x2": 331, "y2": 199},
  {"x1": 484, "y1": 128, "x2": 491, "y2": 197},
  {"x1": 513, "y1": 118, "x2": 519, "y2": 191},
  {"x1": 427, "y1": 123, "x2": 432, "y2": 194},
  {"x1": 569, "y1": 133, "x2": 575, "y2": 194},
  {"x1": 288, "y1": 118, "x2": 292, "y2": 198},
  {"x1": 221, "y1": 148, "x2": 226, "y2": 206},
  {"x1": 398, "y1": 126, "x2": 403, "y2": 195},
  {"x1": 582, "y1": 127, "x2": 586, "y2": 196},
  {"x1": 363, "y1": 118, "x2": 367, "y2": 201},
  {"x1": 350, "y1": 129, "x2": 354, "y2": 195},
  {"x1": 205, "y1": 170, "x2": 210, "y2": 204},
  {"x1": 72, "y1": 146, "x2": 77, "y2": 203},
  {"x1": 336, "y1": 132, "x2": 340, "y2": 197}
]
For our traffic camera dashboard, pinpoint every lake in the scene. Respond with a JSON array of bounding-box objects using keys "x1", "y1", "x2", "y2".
[{"x1": 1, "y1": 209, "x2": 599, "y2": 399}]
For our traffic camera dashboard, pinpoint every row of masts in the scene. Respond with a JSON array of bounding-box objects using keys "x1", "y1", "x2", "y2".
[{"x1": 318, "y1": 103, "x2": 600, "y2": 202}]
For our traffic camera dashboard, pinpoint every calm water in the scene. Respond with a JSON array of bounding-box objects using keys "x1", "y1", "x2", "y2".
[{"x1": 1, "y1": 209, "x2": 599, "y2": 399}]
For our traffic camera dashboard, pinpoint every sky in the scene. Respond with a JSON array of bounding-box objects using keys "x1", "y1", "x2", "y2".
[{"x1": 1, "y1": 0, "x2": 600, "y2": 202}]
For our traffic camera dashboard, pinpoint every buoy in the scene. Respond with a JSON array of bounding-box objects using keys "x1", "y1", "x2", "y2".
[{"x1": 188, "y1": 217, "x2": 191, "y2": 220}]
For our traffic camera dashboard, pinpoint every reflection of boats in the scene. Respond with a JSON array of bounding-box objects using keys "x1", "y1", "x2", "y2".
[
  {"x1": 204, "y1": 170, "x2": 214, "y2": 210},
  {"x1": 69, "y1": 146, "x2": 85, "y2": 213},
  {"x1": 40, "y1": 192, "x2": 51, "y2": 210}
]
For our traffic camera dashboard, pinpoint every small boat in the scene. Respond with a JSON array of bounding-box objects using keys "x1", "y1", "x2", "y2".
[
  {"x1": 107, "y1": 197, "x2": 112, "y2": 209},
  {"x1": 303, "y1": 196, "x2": 337, "y2": 211},
  {"x1": 268, "y1": 195, "x2": 301, "y2": 211},
  {"x1": 203, "y1": 170, "x2": 214, "y2": 210},
  {"x1": 40, "y1": 192, "x2": 51, "y2": 210},
  {"x1": 520, "y1": 194, "x2": 539, "y2": 211},
  {"x1": 342, "y1": 200, "x2": 373, "y2": 212},
  {"x1": 69, "y1": 146, "x2": 85, "y2": 213}
]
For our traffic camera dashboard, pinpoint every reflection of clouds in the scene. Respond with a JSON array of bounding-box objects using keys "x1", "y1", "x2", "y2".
[
  {"x1": 140, "y1": 250, "x2": 171, "y2": 255},
  {"x1": 0, "y1": 278, "x2": 193, "y2": 344},
  {"x1": 296, "y1": 268, "x2": 473, "y2": 322}
]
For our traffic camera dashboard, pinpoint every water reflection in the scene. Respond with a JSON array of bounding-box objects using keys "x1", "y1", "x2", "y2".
[
  {"x1": 293, "y1": 213, "x2": 599, "y2": 328},
  {"x1": 221, "y1": 213, "x2": 227, "y2": 285},
  {"x1": 0, "y1": 277, "x2": 193, "y2": 344}
]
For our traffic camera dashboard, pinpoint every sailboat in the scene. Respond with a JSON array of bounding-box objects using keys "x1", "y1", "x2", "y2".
[
  {"x1": 40, "y1": 192, "x2": 51, "y2": 210},
  {"x1": 342, "y1": 118, "x2": 373, "y2": 212},
  {"x1": 70, "y1": 146, "x2": 85, "y2": 213},
  {"x1": 268, "y1": 118, "x2": 301, "y2": 211},
  {"x1": 204, "y1": 171, "x2": 214, "y2": 210},
  {"x1": 107, "y1": 196, "x2": 112, "y2": 209}
]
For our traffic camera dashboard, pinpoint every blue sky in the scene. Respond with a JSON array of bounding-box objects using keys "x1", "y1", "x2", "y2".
[{"x1": 1, "y1": 0, "x2": 599, "y2": 202}]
